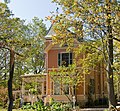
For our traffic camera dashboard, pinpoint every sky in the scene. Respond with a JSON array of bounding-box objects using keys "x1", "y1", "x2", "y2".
[{"x1": 1, "y1": 0, "x2": 58, "y2": 29}]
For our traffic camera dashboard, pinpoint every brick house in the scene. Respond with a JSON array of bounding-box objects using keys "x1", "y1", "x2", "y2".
[{"x1": 21, "y1": 25, "x2": 108, "y2": 105}]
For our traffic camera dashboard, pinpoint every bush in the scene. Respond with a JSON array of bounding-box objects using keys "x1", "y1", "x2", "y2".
[
  {"x1": 50, "y1": 102, "x2": 72, "y2": 111},
  {"x1": 85, "y1": 92, "x2": 94, "y2": 107},
  {"x1": 22, "y1": 100, "x2": 50, "y2": 111},
  {"x1": 32, "y1": 100, "x2": 48, "y2": 111},
  {"x1": 13, "y1": 98, "x2": 20, "y2": 109},
  {"x1": 94, "y1": 97, "x2": 108, "y2": 106},
  {"x1": 22, "y1": 103, "x2": 33, "y2": 110},
  {"x1": 85, "y1": 96, "x2": 108, "y2": 107},
  {"x1": 21, "y1": 99, "x2": 72, "y2": 111},
  {"x1": 0, "y1": 86, "x2": 8, "y2": 108}
]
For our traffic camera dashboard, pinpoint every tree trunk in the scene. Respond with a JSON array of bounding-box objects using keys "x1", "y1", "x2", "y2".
[
  {"x1": 107, "y1": 2, "x2": 116, "y2": 108},
  {"x1": 8, "y1": 48, "x2": 15, "y2": 111},
  {"x1": 107, "y1": 33, "x2": 116, "y2": 108},
  {"x1": 4, "y1": 52, "x2": 7, "y2": 80}
]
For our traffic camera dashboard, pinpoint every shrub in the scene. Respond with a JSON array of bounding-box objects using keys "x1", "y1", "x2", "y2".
[
  {"x1": 85, "y1": 96, "x2": 108, "y2": 107},
  {"x1": 32, "y1": 100, "x2": 49, "y2": 111},
  {"x1": 0, "y1": 86, "x2": 8, "y2": 108},
  {"x1": 94, "y1": 97, "x2": 108, "y2": 106},
  {"x1": 21, "y1": 100, "x2": 72, "y2": 111},
  {"x1": 22, "y1": 103, "x2": 33, "y2": 110},
  {"x1": 13, "y1": 98, "x2": 20, "y2": 109}
]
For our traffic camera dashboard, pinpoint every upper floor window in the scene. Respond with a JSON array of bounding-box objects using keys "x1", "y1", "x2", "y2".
[{"x1": 58, "y1": 53, "x2": 72, "y2": 67}]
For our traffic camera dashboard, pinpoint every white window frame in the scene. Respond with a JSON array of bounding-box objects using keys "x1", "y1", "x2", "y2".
[{"x1": 58, "y1": 52, "x2": 72, "y2": 67}]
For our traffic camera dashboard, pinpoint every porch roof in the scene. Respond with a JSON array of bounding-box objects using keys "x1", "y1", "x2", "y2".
[{"x1": 21, "y1": 73, "x2": 47, "y2": 78}]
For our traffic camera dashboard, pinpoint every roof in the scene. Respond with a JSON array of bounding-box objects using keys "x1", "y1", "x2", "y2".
[
  {"x1": 45, "y1": 24, "x2": 56, "y2": 39},
  {"x1": 21, "y1": 73, "x2": 47, "y2": 78},
  {"x1": 44, "y1": 24, "x2": 83, "y2": 53}
]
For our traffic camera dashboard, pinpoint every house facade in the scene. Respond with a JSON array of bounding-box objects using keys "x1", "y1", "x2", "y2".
[
  {"x1": 44, "y1": 26, "x2": 108, "y2": 103},
  {"x1": 21, "y1": 26, "x2": 108, "y2": 105}
]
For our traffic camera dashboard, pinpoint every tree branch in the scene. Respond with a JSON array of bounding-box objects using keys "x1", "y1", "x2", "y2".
[
  {"x1": 113, "y1": 37, "x2": 120, "y2": 42},
  {"x1": 0, "y1": 43, "x2": 24, "y2": 57}
]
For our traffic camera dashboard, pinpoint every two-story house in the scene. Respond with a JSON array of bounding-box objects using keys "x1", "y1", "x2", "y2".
[
  {"x1": 21, "y1": 25, "x2": 108, "y2": 105},
  {"x1": 44, "y1": 25, "x2": 108, "y2": 103}
]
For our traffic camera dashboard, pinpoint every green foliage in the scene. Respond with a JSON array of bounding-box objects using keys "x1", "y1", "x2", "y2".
[
  {"x1": 29, "y1": 88, "x2": 37, "y2": 95},
  {"x1": 0, "y1": 3, "x2": 47, "y2": 91},
  {"x1": 0, "y1": 3, "x2": 47, "y2": 111},
  {"x1": 50, "y1": 0, "x2": 120, "y2": 71},
  {"x1": 13, "y1": 98, "x2": 20, "y2": 109},
  {"x1": 4, "y1": 0, "x2": 10, "y2": 4},
  {"x1": 94, "y1": 97, "x2": 108, "y2": 106},
  {"x1": 22, "y1": 100, "x2": 72, "y2": 111},
  {"x1": 0, "y1": 86, "x2": 8, "y2": 108},
  {"x1": 21, "y1": 17, "x2": 47, "y2": 74},
  {"x1": 22, "y1": 103, "x2": 33, "y2": 110},
  {"x1": 85, "y1": 95, "x2": 108, "y2": 108},
  {"x1": 0, "y1": 3, "x2": 31, "y2": 88},
  {"x1": 50, "y1": 102, "x2": 72, "y2": 111},
  {"x1": 50, "y1": 64, "x2": 84, "y2": 87},
  {"x1": 49, "y1": 0, "x2": 120, "y2": 107}
]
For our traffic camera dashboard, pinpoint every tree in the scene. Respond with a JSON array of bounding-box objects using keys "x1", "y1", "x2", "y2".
[
  {"x1": 0, "y1": 3, "x2": 30, "y2": 111},
  {"x1": 11, "y1": 17, "x2": 47, "y2": 93},
  {"x1": 4, "y1": 0, "x2": 10, "y2": 4},
  {"x1": 20, "y1": 17, "x2": 47, "y2": 74},
  {"x1": 0, "y1": 3, "x2": 47, "y2": 110},
  {"x1": 50, "y1": 0, "x2": 120, "y2": 108},
  {"x1": 50, "y1": 63, "x2": 84, "y2": 105}
]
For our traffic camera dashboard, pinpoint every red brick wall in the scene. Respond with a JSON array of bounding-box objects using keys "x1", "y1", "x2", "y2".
[{"x1": 48, "y1": 49, "x2": 66, "y2": 68}]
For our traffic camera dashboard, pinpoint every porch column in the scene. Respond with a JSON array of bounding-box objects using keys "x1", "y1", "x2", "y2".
[
  {"x1": 84, "y1": 73, "x2": 86, "y2": 100},
  {"x1": 94, "y1": 67, "x2": 96, "y2": 100},
  {"x1": 101, "y1": 63, "x2": 105, "y2": 98},
  {"x1": 42, "y1": 80, "x2": 44, "y2": 95},
  {"x1": 83, "y1": 54, "x2": 86, "y2": 100},
  {"x1": 21, "y1": 78, "x2": 25, "y2": 97},
  {"x1": 21, "y1": 78, "x2": 25, "y2": 106},
  {"x1": 35, "y1": 77, "x2": 37, "y2": 101},
  {"x1": 100, "y1": 63, "x2": 103, "y2": 97},
  {"x1": 35, "y1": 77, "x2": 37, "y2": 91},
  {"x1": 46, "y1": 73, "x2": 51, "y2": 95},
  {"x1": 118, "y1": 76, "x2": 120, "y2": 100}
]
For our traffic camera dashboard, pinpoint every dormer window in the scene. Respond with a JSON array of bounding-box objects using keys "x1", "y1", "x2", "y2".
[{"x1": 58, "y1": 53, "x2": 72, "y2": 67}]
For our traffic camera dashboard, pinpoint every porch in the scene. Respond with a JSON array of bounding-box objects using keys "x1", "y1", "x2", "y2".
[{"x1": 20, "y1": 73, "x2": 87, "y2": 104}]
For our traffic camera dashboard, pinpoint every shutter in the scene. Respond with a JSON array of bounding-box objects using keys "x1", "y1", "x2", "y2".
[
  {"x1": 58, "y1": 53, "x2": 61, "y2": 66},
  {"x1": 70, "y1": 53, "x2": 72, "y2": 64}
]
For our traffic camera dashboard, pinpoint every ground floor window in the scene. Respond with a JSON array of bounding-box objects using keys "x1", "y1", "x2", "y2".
[
  {"x1": 37, "y1": 82, "x2": 42, "y2": 94},
  {"x1": 53, "y1": 82, "x2": 70, "y2": 95},
  {"x1": 63, "y1": 84, "x2": 69, "y2": 95},
  {"x1": 89, "y1": 78, "x2": 95, "y2": 94},
  {"x1": 54, "y1": 81, "x2": 61, "y2": 95}
]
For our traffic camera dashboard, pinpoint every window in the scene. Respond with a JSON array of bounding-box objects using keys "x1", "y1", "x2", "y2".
[
  {"x1": 37, "y1": 82, "x2": 42, "y2": 94},
  {"x1": 54, "y1": 82, "x2": 70, "y2": 95},
  {"x1": 63, "y1": 84, "x2": 69, "y2": 95},
  {"x1": 58, "y1": 53, "x2": 72, "y2": 67},
  {"x1": 89, "y1": 79, "x2": 95, "y2": 94},
  {"x1": 54, "y1": 82, "x2": 60, "y2": 95}
]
